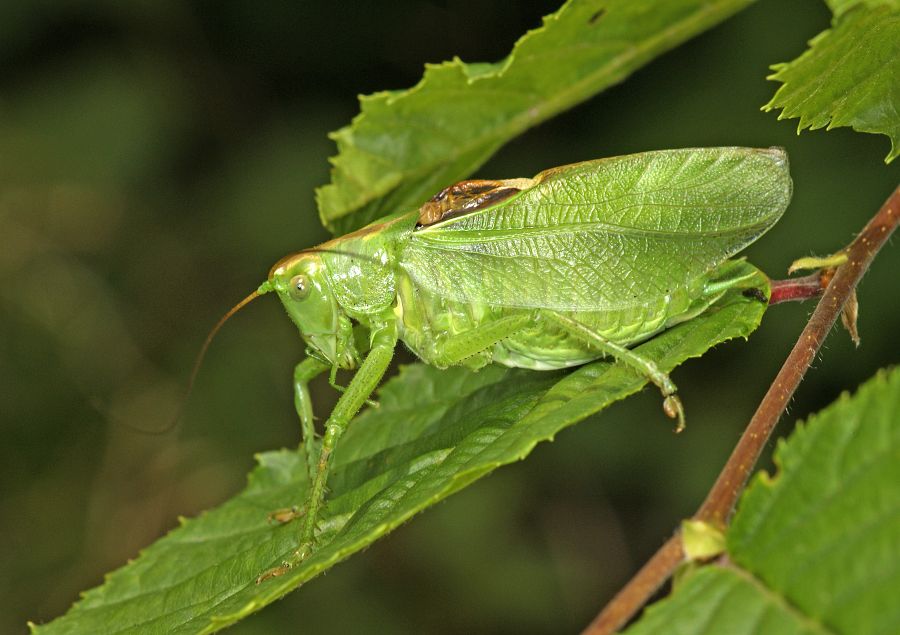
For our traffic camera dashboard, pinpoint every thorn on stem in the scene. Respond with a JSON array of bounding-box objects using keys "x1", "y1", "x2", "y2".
[{"x1": 841, "y1": 289, "x2": 860, "y2": 346}]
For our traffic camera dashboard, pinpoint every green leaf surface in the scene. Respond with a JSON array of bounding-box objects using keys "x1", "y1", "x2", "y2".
[
  {"x1": 763, "y1": 1, "x2": 900, "y2": 163},
  {"x1": 315, "y1": 0, "x2": 756, "y2": 234},
  {"x1": 624, "y1": 367, "x2": 900, "y2": 635},
  {"x1": 32, "y1": 264, "x2": 768, "y2": 634},
  {"x1": 827, "y1": 0, "x2": 898, "y2": 18}
]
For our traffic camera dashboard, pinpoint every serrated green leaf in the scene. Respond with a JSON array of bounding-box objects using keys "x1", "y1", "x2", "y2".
[
  {"x1": 32, "y1": 264, "x2": 768, "y2": 634},
  {"x1": 316, "y1": 0, "x2": 757, "y2": 234},
  {"x1": 624, "y1": 367, "x2": 900, "y2": 635},
  {"x1": 827, "y1": 0, "x2": 898, "y2": 19},
  {"x1": 626, "y1": 565, "x2": 832, "y2": 634},
  {"x1": 763, "y1": 2, "x2": 900, "y2": 163}
]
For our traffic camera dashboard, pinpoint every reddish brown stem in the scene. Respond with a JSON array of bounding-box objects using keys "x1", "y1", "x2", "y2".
[
  {"x1": 581, "y1": 535, "x2": 684, "y2": 635},
  {"x1": 697, "y1": 186, "x2": 899, "y2": 526},
  {"x1": 768, "y1": 271, "x2": 831, "y2": 304},
  {"x1": 582, "y1": 185, "x2": 900, "y2": 635}
]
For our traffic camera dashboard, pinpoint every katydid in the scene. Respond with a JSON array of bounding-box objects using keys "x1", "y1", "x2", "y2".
[{"x1": 227, "y1": 147, "x2": 791, "y2": 580}]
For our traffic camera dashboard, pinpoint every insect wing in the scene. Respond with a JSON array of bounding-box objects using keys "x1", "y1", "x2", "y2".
[{"x1": 400, "y1": 147, "x2": 791, "y2": 311}]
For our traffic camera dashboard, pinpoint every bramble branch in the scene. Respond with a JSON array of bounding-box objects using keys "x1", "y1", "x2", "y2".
[{"x1": 582, "y1": 185, "x2": 900, "y2": 635}]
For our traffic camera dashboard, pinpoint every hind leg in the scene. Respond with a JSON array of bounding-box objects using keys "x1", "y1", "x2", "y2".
[{"x1": 541, "y1": 311, "x2": 685, "y2": 431}]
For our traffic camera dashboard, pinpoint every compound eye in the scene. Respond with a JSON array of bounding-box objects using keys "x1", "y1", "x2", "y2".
[{"x1": 289, "y1": 274, "x2": 311, "y2": 300}]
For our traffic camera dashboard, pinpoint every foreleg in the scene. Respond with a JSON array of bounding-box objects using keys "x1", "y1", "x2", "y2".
[
  {"x1": 294, "y1": 357, "x2": 329, "y2": 481},
  {"x1": 265, "y1": 357, "x2": 330, "y2": 526}
]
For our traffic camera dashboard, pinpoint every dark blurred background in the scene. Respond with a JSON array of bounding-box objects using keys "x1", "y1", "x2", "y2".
[{"x1": 2, "y1": 1, "x2": 897, "y2": 633}]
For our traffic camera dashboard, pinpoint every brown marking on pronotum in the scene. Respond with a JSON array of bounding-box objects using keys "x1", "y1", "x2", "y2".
[
  {"x1": 416, "y1": 178, "x2": 533, "y2": 227},
  {"x1": 417, "y1": 179, "x2": 511, "y2": 226},
  {"x1": 588, "y1": 8, "x2": 606, "y2": 24}
]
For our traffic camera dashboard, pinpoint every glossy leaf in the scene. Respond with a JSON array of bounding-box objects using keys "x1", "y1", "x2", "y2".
[
  {"x1": 316, "y1": 0, "x2": 757, "y2": 234},
  {"x1": 827, "y1": 0, "x2": 896, "y2": 18},
  {"x1": 32, "y1": 264, "x2": 769, "y2": 634},
  {"x1": 764, "y1": 1, "x2": 900, "y2": 163},
  {"x1": 624, "y1": 367, "x2": 900, "y2": 635}
]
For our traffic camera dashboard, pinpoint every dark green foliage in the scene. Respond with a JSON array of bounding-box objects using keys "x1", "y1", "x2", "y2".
[
  {"x1": 31, "y1": 267, "x2": 767, "y2": 633},
  {"x1": 317, "y1": 0, "x2": 756, "y2": 234},
  {"x1": 625, "y1": 368, "x2": 900, "y2": 635},
  {"x1": 764, "y1": 0, "x2": 900, "y2": 162},
  {"x1": 8, "y1": 0, "x2": 899, "y2": 633}
]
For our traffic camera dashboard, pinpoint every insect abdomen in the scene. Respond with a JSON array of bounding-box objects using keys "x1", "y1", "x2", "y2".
[
  {"x1": 492, "y1": 297, "x2": 679, "y2": 370},
  {"x1": 396, "y1": 260, "x2": 750, "y2": 372}
]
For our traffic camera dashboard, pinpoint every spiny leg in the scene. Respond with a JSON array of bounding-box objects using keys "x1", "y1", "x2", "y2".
[
  {"x1": 326, "y1": 370, "x2": 379, "y2": 408},
  {"x1": 258, "y1": 322, "x2": 397, "y2": 582},
  {"x1": 542, "y1": 311, "x2": 686, "y2": 431},
  {"x1": 264, "y1": 358, "x2": 330, "y2": 528},
  {"x1": 295, "y1": 357, "x2": 329, "y2": 481},
  {"x1": 296, "y1": 325, "x2": 396, "y2": 558},
  {"x1": 429, "y1": 313, "x2": 533, "y2": 366}
]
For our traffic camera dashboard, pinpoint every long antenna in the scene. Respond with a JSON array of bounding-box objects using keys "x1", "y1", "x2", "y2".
[
  {"x1": 114, "y1": 247, "x2": 377, "y2": 435},
  {"x1": 183, "y1": 289, "x2": 262, "y2": 406},
  {"x1": 110, "y1": 289, "x2": 263, "y2": 435}
]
